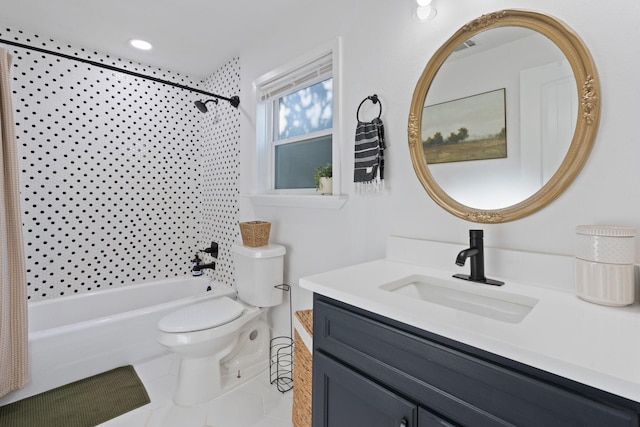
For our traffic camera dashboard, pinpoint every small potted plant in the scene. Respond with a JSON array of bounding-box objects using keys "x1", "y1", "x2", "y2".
[{"x1": 314, "y1": 163, "x2": 333, "y2": 195}]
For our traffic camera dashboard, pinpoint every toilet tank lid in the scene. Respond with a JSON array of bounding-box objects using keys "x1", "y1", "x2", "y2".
[
  {"x1": 158, "y1": 297, "x2": 244, "y2": 333},
  {"x1": 232, "y1": 243, "x2": 286, "y2": 258}
]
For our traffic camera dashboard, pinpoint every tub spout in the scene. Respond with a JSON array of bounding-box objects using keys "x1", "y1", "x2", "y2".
[{"x1": 193, "y1": 263, "x2": 215, "y2": 272}]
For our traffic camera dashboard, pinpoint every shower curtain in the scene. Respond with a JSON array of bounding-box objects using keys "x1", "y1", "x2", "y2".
[{"x1": 0, "y1": 47, "x2": 28, "y2": 398}]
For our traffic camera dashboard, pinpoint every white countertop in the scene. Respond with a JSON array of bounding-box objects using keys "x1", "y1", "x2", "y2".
[{"x1": 299, "y1": 237, "x2": 640, "y2": 403}]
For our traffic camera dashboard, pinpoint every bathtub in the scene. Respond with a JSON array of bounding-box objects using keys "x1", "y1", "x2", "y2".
[{"x1": 0, "y1": 276, "x2": 235, "y2": 406}]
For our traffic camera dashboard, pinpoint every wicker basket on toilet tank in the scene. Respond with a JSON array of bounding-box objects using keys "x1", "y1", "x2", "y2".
[{"x1": 239, "y1": 221, "x2": 271, "y2": 247}]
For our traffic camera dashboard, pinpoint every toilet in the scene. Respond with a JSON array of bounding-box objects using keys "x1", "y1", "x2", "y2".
[{"x1": 157, "y1": 243, "x2": 286, "y2": 406}]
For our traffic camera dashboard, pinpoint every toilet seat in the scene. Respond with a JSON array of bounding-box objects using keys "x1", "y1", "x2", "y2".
[{"x1": 158, "y1": 297, "x2": 245, "y2": 333}]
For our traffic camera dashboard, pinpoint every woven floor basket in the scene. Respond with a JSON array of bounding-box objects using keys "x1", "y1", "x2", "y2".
[{"x1": 293, "y1": 330, "x2": 312, "y2": 427}]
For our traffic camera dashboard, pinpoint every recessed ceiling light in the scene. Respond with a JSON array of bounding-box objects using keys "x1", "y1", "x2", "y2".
[
  {"x1": 129, "y1": 39, "x2": 153, "y2": 51},
  {"x1": 415, "y1": 6, "x2": 437, "y2": 21}
]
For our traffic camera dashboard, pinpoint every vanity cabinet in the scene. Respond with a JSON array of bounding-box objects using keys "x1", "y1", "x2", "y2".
[{"x1": 312, "y1": 294, "x2": 640, "y2": 427}]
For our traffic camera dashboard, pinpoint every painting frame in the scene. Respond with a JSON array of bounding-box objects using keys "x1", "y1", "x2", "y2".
[{"x1": 422, "y1": 88, "x2": 507, "y2": 164}]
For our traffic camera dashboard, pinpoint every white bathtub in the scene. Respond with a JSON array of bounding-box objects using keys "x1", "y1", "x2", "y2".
[{"x1": 0, "y1": 276, "x2": 235, "y2": 405}]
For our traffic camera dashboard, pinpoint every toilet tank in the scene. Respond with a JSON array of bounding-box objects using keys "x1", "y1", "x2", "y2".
[{"x1": 232, "y1": 244, "x2": 286, "y2": 307}]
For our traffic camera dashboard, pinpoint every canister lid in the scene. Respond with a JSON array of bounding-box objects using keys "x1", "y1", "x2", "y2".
[
  {"x1": 576, "y1": 225, "x2": 636, "y2": 237},
  {"x1": 232, "y1": 243, "x2": 286, "y2": 258}
]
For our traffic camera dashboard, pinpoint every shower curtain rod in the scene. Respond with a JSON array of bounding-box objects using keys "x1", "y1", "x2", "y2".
[{"x1": 0, "y1": 38, "x2": 240, "y2": 107}]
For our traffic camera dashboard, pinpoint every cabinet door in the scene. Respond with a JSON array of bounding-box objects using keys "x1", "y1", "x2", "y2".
[
  {"x1": 313, "y1": 352, "x2": 417, "y2": 427},
  {"x1": 418, "y1": 407, "x2": 458, "y2": 427}
]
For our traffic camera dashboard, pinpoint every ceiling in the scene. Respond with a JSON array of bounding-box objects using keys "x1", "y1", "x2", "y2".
[{"x1": 0, "y1": 0, "x2": 310, "y2": 79}]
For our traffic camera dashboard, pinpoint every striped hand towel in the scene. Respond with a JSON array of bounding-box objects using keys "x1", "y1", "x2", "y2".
[{"x1": 354, "y1": 117, "x2": 385, "y2": 194}]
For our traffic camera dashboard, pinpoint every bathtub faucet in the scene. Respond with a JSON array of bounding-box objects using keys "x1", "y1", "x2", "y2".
[
  {"x1": 192, "y1": 242, "x2": 219, "y2": 273},
  {"x1": 193, "y1": 262, "x2": 215, "y2": 272}
]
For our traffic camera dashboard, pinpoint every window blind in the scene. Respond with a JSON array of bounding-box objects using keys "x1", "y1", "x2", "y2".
[{"x1": 256, "y1": 51, "x2": 332, "y2": 101}]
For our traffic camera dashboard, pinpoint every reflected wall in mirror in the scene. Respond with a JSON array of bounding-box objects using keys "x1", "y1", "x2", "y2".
[{"x1": 408, "y1": 10, "x2": 599, "y2": 223}]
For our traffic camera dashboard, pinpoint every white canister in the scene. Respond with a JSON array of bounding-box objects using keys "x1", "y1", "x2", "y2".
[{"x1": 575, "y1": 225, "x2": 636, "y2": 306}]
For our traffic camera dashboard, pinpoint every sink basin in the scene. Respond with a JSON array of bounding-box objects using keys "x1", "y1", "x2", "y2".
[{"x1": 380, "y1": 275, "x2": 538, "y2": 323}]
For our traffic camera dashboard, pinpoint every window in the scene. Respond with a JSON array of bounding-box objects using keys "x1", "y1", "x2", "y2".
[
  {"x1": 255, "y1": 40, "x2": 341, "y2": 196},
  {"x1": 275, "y1": 78, "x2": 332, "y2": 189}
]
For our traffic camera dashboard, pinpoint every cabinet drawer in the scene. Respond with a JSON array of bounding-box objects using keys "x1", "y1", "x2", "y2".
[{"x1": 314, "y1": 296, "x2": 638, "y2": 427}]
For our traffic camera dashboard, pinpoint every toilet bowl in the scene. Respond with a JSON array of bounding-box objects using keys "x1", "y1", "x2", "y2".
[
  {"x1": 156, "y1": 243, "x2": 286, "y2": 406},
  {"x1": 157, "y1": 297, "x2": 267, "y2": 405}
]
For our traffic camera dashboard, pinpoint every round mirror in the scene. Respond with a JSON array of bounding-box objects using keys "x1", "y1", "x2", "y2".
[{"x1": 408, "y1": 10, "x2": 599, "y2": 223}]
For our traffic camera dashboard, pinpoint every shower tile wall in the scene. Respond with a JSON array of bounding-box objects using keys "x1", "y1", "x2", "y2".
[
  {"x1": 197, "y1": 59, "x2": 241, "y2": 287},
  {"x1": 1, "y1": 25, "x2": 240, "y2": 300}
]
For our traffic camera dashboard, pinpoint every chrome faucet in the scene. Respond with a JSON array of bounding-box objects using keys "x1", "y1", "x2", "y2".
[{"x1": 453, "y1": 229, "x2": 504, "y2": 286}]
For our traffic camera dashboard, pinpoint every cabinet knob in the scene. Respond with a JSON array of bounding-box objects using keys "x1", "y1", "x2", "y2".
[{"x1": 400, "y1": 418, "x2": 408, "y2": 427}]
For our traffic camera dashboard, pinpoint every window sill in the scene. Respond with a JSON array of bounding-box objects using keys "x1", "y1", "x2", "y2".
[{"x1": 244, "y1": 194, "x2": 348, "y2": 209}]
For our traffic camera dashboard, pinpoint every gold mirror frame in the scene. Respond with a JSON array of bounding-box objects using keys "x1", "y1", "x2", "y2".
[{"x1": 408, "y1": 9, "x2": 599, "y2": 223}]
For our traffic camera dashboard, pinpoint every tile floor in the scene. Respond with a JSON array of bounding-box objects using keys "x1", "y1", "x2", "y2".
[{"x1": 98, "y1": 354, "x2": 294, "y2": 427}]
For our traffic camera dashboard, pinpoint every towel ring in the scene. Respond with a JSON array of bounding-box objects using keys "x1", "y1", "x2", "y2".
[{"x1": 357, "y1": 94, "x2": 382, "y2": 122}]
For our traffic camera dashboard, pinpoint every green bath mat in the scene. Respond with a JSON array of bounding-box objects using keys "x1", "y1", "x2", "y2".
[{"x1": 0, "y1": 365, "x2": 150, "y2": 427}]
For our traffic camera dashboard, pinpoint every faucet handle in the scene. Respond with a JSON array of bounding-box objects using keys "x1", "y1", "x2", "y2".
[{"x1": 201, "y1": 242, "x2": 219, "y2": 259}]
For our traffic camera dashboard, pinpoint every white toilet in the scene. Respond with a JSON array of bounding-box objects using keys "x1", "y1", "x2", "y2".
[{"x1": 157, "y1": 243, "x2": 286, "y2": 406}]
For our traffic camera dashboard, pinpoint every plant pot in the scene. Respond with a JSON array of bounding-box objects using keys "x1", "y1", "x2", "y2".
[{"x1": 318, "y1": 177, "x2": 332, "y2": 195}]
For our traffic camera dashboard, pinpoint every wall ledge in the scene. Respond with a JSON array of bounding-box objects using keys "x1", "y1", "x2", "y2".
[{"x1": 244, "y1": 194, "x2": 348, "y2": 209}]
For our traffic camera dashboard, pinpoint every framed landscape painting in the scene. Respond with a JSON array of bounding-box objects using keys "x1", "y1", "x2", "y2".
[{"x1": 422, "y1": 88, "x2": 506, "y2": 164}]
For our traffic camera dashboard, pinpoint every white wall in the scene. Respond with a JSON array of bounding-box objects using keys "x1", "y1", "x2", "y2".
[{"x1": 237, "y1": 0, "x2": 640, "y2": 327}]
